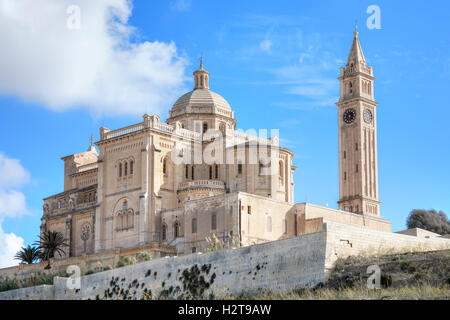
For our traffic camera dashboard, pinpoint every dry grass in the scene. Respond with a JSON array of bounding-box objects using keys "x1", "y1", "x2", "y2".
[{"x1": 228, "y1": 285, "x2": 450, "y2": 300}]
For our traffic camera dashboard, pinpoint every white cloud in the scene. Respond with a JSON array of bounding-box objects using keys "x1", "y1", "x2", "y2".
[
  {"x1": 0, "y1": 153, "x2": 30, "y2": 268},
  {"x1": 169, "y1": 0, "x2": 192, "y2": 12},
  {"x1": 0, "y1": 153, "x2": 30, "y2": 189},
  {"x1": 0, "y1": 221, "x2": 24, "y2": 268},
  {"x1": 0, "y1": 0, "x2": 189, "y2": 116},
  {"x1": 259, "y1": 39, "x2": 272, "y2": 53},
  {"x1": 0, "y1": 190, "x2": 27, "y2": 218}
]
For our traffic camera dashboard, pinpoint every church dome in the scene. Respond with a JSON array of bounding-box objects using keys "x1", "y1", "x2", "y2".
[
  {"x1": 168, "y1": 58, "x2": 234, "y2": 122},
  {"x1": 172, "y1": 88, "x2": 231, "y2": 111}
]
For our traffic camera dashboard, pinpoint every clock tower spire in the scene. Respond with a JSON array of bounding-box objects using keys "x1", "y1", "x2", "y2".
[{"x1": 336, "y1": 27, "x2": 380, "y2": 216}]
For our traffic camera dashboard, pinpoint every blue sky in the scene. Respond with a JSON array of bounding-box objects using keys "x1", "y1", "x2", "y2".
[{"x1": 0, "y1": 0, "x2": 449, "y2": 266}]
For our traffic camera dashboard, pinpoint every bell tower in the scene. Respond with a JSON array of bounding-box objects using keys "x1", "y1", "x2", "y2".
[{"x1": 336, "y1": 26, "x2": 380, "y2": 216}]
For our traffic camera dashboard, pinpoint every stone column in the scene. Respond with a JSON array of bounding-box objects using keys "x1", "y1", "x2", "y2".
[
  {"x1": 139, "y1": 133, "x2": 150, "y2": 244},
  {"x1": 94, "y1": 156, "x2": 104, "y2": 252}
]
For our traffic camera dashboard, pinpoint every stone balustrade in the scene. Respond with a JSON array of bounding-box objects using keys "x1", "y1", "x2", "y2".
[{"x1": 178, "y1": 179, "x2": 225, "y2": 191}]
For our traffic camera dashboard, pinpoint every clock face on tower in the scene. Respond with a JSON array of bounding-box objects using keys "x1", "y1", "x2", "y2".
[
  {"x1": 363, "y1": 108, "x2": 373, "y2": 123},
  {"x1": 343, "y1": 108, "x2": 356, "y2": 124}
]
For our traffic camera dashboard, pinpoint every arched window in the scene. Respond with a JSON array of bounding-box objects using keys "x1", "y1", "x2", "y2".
[
  {"x1": 211, "y1": 214, "x2": 217, "y2": 230},
  {"x1": 192, "y1": 218, "x2": 197, "y2": 234},
  {"x1": 279, "y1": 161, "x2": 284, "y2": 177},
  {"x1": 174, "y1": 221, "x2": 180, "y2": 238},
  {"x1": 118, "y1": 213, "x2": 123, "y2": 230},
  {"x1": 116, "y1": 200, "x2": 134, "y2": 231},
  {"x1": 203, "y1": 122, "x2": 208, "y2": 133},
  {"x1": 119, "y1": 163, "x2": 122, "y2": 177},
  {"x1": 162, "y1": 223, "x2": 167, "y2": 241},
  {"x1": 266, "y1": 215, "x2": 272, "y2": 233},
  {"x1": 124, "y1": 162, "x2": 128, "y2": 176},
  {"x1": 127, "y1": 210, "x2": 134, "y2": 228},
  {"x1": 130, "y1": 160, "x2": 134, "y2": 175}
]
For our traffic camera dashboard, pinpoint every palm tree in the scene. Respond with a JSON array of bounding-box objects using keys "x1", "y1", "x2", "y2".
[
  {"x1": 14, "y1": 245, "x2": 40, "y2": 264},
  {"x1": 34, "y1": 231, "x2": 69, "y2": 265}
]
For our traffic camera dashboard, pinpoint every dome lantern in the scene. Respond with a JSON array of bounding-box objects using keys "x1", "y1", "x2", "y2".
[{"x1": 193, "y1": 57, "x2": 210, "y2": 90}]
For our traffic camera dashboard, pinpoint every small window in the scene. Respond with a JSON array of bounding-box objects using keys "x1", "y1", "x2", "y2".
[
  {"x1": 259, "y1": 161, "x2": 263, "y2": 175},
  {"x1": 185, "y1": 165, "x2": 189, "y2": 179},
  {"x1": 191, "y1": 247, "x2": 196, "y2": 253},
  {"x1": 130, "y1": 160, "x2": 134, "y2": 175},
  {"x1": 211, "y1": 214, "x2": 217, "y2": 230},
  {"x1": 209, "y1": 166, "x2": 212, "y2": 179},
  {"x1": 355, "y1": 143, "x2": 358, "y2": 151},
  {"x1": 119, "y1": 163, "x2": 122, "y2": 177},
  {"x1": 215, "y1": 164, "x2": 218, "y2": 179},
  {"x1": 163, "y1": 157, "x2": 168, "y2": 175},
  {"x1": 203, "y1": 122, "x2": 208, "y2": 133},
  {"x1": 343, "y1": 151, "x2": 346, "y2": 159},
  {"x1": 356, "y1": 164, "x2": 359, "y2": 173},
  {"x1": 192, "y1": 218, "x2": 197, "y2": 234},
  {"x1": 237, "y1": 163, "x2": 242, "y2": 175},
  {"x1": 247, "y1": 206, "x2": 251, "y2": 215},
  {"x1": 191, "y1": 165, "x2": 195, "y2": 180},
  {"x1": 344, "y1": 172, "x2": 347, "y2": 181},
  {"x1": 124, "y1": 162, "x2": 128, "y2": 176}
]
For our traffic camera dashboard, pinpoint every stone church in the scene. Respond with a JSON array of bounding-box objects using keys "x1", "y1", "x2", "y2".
[{"x1": 41, "y1": 29, "x2": 392, "y2": 259}]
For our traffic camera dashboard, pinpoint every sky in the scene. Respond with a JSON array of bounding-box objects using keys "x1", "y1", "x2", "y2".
[{"x1": 0, "y1": 0, "x2": 449, "y2": 267}]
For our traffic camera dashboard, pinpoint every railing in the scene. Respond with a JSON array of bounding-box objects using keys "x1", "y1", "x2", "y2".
[
  {"x1": 105, "y1": 123, "x2": 144, "y2": 139},
  {"x1": 155, "y1": 122, "x2": 174, "y2": 133},
  {"x1": 178, "y1": 179, "x2": 225, "y2": 190}
]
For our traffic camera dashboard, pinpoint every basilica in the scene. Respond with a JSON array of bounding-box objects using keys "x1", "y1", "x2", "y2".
[{"x1": 41, "y1": 29, "x2": 391, "y2": 258}]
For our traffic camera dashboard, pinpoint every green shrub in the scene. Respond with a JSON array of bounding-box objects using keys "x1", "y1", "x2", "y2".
[
  {"x1": 102, "y1": 266, "x2": 112, "y2": 271},
  {"x1": 137, "y1": 251, "x2": 153, "y2": 262},
  {"x1": 85, "y1": 270, "x2": 95, "y2": 275},
  {"x1": 116, "y1": 255, "x2": 136, "y2": 268}
]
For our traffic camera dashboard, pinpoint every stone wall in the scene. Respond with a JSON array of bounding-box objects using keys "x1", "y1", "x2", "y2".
[
  {"x1": 1, "y1": 230, "x2": 328, "y2": 300},
  {"x1": 2, "y1": 221, "x2": 450, "y2": 300}
]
